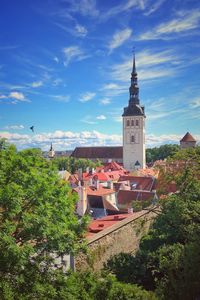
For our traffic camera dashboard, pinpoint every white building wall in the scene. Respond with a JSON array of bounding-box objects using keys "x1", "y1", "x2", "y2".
[{"x1": 123, "y1": 116, "x2": 146, "y2": 171}]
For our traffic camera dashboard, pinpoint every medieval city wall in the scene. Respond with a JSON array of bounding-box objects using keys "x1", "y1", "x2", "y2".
[{"x1": 75, "y1": 208, "x2": 157, "y2": 271}]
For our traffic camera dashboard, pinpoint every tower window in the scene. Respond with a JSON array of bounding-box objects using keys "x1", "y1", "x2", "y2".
[
  {"x1": 131, "y1": 135, "x2": 135, "y2": 143},
  {"x1": 126, "y1": 120, "x2": 130, "y2": 127},
  {"x1": 136, "y1": 120, "x2": 139, "y2": 126},
  {"x1": 131, "y1": 120, "x2": 134, "y2": 126}
]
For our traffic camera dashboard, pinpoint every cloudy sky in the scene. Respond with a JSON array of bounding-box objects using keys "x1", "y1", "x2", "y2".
[{"x1": 0, "y1": 0, "x2": 200, "y2": 150}]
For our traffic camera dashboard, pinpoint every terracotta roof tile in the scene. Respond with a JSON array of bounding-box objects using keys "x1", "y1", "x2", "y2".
[
  {"x1": 117, "y1": 190, "x2": 155, "y2": 207},
  {"x1": 86, "y1": 185, "x2": 115, "y2": 196},
  {"x1": 118, "y1": 175, "x2": 156, "y2": 191},
  {"x1": 180, "y1": 132, "x2": 196, "y2": 142},
  {"x1": 87, "y1": 214, "x2": 131, "y2": 235}
]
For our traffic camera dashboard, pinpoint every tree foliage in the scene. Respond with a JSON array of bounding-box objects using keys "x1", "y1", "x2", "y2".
[
  {"x1": 146, "y1": 144, "x2": 179, "y2": 163},
  {"x1": 105, "y1": 147, "x2": 200, "y2": 300},
  {"x1": 0, "y1": 139, "x2": 156, "y2": 299},
  {"x1": 0, "y1": 140, "x2": 89, "y2": 298},
  {"x1": 52, "y1": 156, "x2": 102, "y2": 173}
]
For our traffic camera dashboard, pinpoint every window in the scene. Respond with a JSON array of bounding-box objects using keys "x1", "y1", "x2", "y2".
[
  {"x1": 131, "y1": 120, "x2": 134, "y2": 126},
  {"x1": 136, "y1": 119, "x2": 139, "y2": 126},
  {"x1": 131, "y1": 135, "x2": 135, "y2": 143},
  {"x1": 126, "y1": 120, "x2": 130, "y2": 127}
]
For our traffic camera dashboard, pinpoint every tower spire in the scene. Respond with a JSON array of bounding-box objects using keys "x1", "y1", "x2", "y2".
[
  {"x1": 132, "y1": 50, "x2": 136, "y2": 74},
  {"x1": 129, "y1": 52, "x2": 139, "y2": 105}
]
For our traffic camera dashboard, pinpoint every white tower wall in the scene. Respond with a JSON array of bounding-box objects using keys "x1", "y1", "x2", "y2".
[{"x1": 123, "y1": 116, "x2": 145, "y2": 171}]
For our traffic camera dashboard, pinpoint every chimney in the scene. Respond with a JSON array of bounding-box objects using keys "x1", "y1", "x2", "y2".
[
  {"x1": 91, "y1": 168, "x2": 95, "y2": 174},
  {"x1": 95, "y1": 179, "x2": 100, "y2": 189},
  {"x1": 77, "y1": 186, "x2": 87, "y2": 216},
  {"x1": 78, "y1": 168, "x2": 82, "y2": 181},
  {"x1": 89, "y1": 177, "x2": 93, "y2": 186},
  {"x1": 86, "y1": 166, "x2": 90, "y2": 173},
  {"x1": 107, "y1": 180, "x2": 113, "y2": 189}
]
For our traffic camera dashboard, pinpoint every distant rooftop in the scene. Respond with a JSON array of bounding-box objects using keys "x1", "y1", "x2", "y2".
[{"x1": 180, "y1": 132, "x2": 196, "y2": 142}]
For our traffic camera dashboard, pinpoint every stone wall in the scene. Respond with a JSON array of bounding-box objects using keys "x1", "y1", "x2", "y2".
[{"x1": 75, "y1": 208, "x2": 157, "y2": 271}]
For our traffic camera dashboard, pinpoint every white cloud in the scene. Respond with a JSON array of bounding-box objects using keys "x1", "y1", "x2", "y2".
[
  {"x1": 9, "y1": 91, "x2": 30, "y2": 102},
  {"x1": 139, "y1": 10, "x2": 200, "y2": 40},
  {"x1": 9, "y1": 91, "x2": 25, "y2": 101},
  {"x1": 52, "y1": 95, "x2": 71, "y2": 103},
  {"x1": 52, "y1": 78, "x2": 63, "y2": 86},
  {"x1": 191, "y1": 97, "x2": 200, "y2": 108},
  {"x1": 96, "y1": 115, "x2": 106, "y2": 120},
  {"x1": 99, "y1": 98, "x2": 111, "y2": 105},
  {"x1": 31, "y1": 81, "x2": 43, "y2": 88},
  {"x1": 1, "y1": 129, "x2": 199, "y2": 150},
  {"x1": 54, "y1": 22, "x2": 88, "y2": 38},
  {"x1": 68, "y1": 0, "x2": 99, "y2": 17},
  {"x1": 75, "y1": 24, "x2": 88, "y2": 37},
  {"x1": 81, "y1": 115, "x2": 97, "y2": 124},
  {"x1": 144, "y1": 0, "x2": 166, "y2": 16},
  {"x1": 113, "y1": 116, "x2": 122, "y2": 122},
  {"x1": 0, "y1": 91, "x2": 30, "y2": 104},
  {"x1": 108, "y1": 28, "x2": 132, "y2": 51},
  {"x1": 54, "y1": 56, "x2": 59, "y2": 63},
  {"x1": 101, "y1": 0, "x2": 146, "y2": 20},
  {"x1": 62, "y1": 46, "x2": 87, "y2": 66},
  {"x1": 110, "y1": 49, "x2": 178, "y2": 82},
  {"x1": 100, "y1": 82, "x2": 127, "y2": 96},
  {"x1": 4, "y1": 125, "x2": 24, "y2": 130},
  {"x1": 101, "y1": 83, "x2": 120, "y2": 90},
  {"x1": 79, "y1": 92, "x2": 96, "y2": 102}
]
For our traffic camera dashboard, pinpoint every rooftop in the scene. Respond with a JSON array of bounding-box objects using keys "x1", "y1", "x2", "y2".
[
  {"x1": 71, "y1": 146, "x2": 123, "y2": 159},
  {"x1": 180, "y1": 132, "x2": 196, "y2": 142}
]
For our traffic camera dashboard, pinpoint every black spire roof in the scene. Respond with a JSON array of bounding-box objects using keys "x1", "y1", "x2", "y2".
[{"x1": 122, "y1": 53, "x2": 145, "y2": 117}]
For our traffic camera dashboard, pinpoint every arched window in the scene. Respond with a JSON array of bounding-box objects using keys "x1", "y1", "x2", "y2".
[
  {"x1": 126, "y1": 120, "x2": 130, "y2": 127},
  {"x1": 136, "y1": 119, "x2": 139, "y2": 126},
  {"x1": 131, "y1": 120, "x2": 134, "y2": 126},
  {"x1": 131, "y1": 135, "x2": 135, "y2": 143}
]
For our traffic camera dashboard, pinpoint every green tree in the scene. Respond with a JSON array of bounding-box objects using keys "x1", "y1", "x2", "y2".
[
  {"x1": 52, "y1": 156, "x2": 102, "y2": 173},
  {"x1": 56, "y1": 271, "x2": 157, "y2": 300},
  {"x1": 105, "y1": 147, "x2": 200, "y2": 299},
  {"x1": 0, "y1": 140, "x2": 88, "y2": 298},
  {"x1": 146, "y1": 144, "x2": 179, "y2": 163}
]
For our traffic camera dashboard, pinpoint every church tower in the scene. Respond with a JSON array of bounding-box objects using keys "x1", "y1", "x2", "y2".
[
  {"x1": 122, "y1": 54, "x2": 146, "y2": 171},
  {"x1": 48, "y1": 143, "x2": 55, "y2": 159}
]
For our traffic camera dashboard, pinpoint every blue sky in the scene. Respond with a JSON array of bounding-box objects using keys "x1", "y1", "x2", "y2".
[{"x1": 0, "y1": 0, "x2": 200, "y2": 150}]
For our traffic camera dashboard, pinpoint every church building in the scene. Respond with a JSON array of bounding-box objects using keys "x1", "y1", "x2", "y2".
[
  {"x1": 122, "y1": 55, "x2": 146, "y2": 171},
  {"x1": 71, "y1": 54, "x2": 146, "y2": 170}
]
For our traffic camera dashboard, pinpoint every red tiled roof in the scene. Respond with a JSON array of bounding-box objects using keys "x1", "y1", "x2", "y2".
[
  {"x1": 180, "y1": 132, "x2": 196, "y2": 142},
  {"x1": 73, "y1": 184, "x2": 115, "y2": 196},
  {"x1": 117, "y1": 190, "x2": 155, "y2": 207},
  {"x1": 92, "y1": 173, "x2": 110, "y2": 181},
  {"x1": 71, "y1": 146, "x2": 123, "y2": 159},
  {"x1": 86, "y1": 185, "x2": 115, "y2": 196},
  {"x1": 118, "y1": 175, "x2": 156, "y2": 191},
  {"x1": 103, "y1": 161, "x2": 126, "y2": 172},
  {"x1": 87, "y1": 214, "x2": 131, "y2": 235},
  {"x1": 136, "y1": 168, "x2": 158, "y2": 178}
]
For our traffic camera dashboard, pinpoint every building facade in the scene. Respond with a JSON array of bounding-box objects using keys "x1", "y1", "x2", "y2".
[{"x1": 122, "y1": 55, "x2": 146, "y2": 171}]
